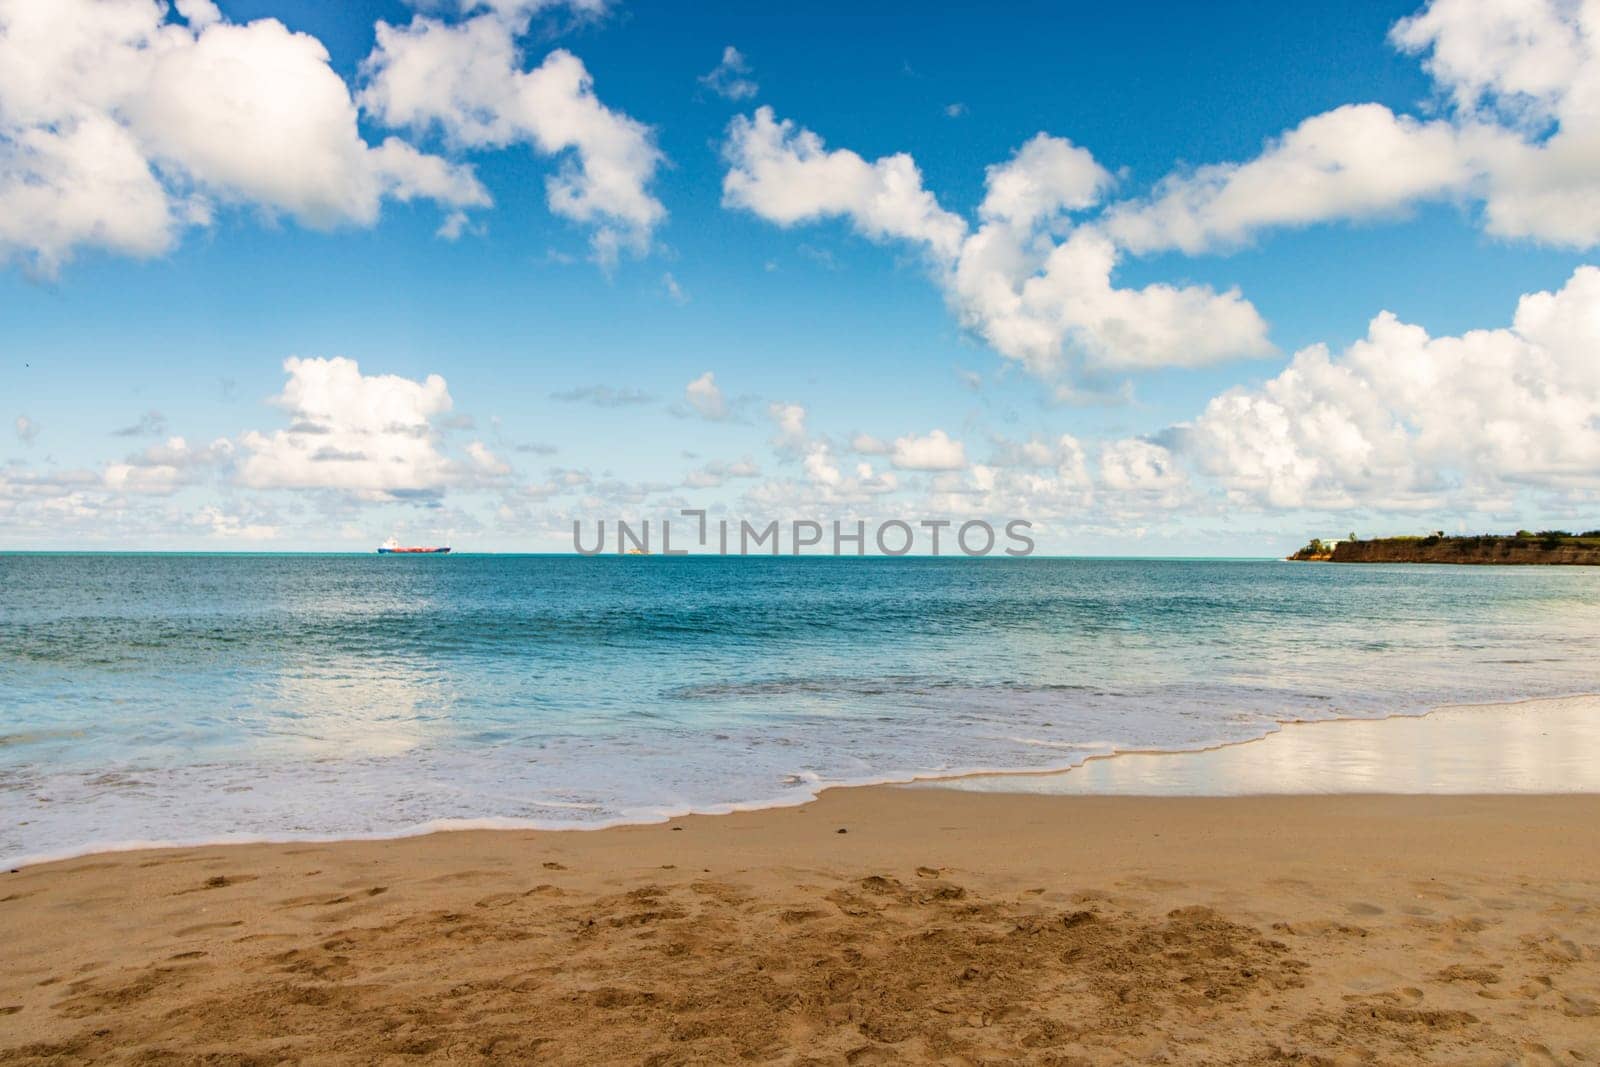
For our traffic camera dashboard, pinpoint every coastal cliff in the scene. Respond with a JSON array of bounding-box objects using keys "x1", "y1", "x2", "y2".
[{"x1": 1290, "y1": 533, "x2": 1600, "y2": 565}]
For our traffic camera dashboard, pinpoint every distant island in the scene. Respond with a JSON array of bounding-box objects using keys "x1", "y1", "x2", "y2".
[{"x1": 1289, "y1": 530, "x2": 1600, "y2": 565}]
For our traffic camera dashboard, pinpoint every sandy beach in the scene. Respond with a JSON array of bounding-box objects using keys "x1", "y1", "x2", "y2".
[{"x1": 5, "y1": 700, "x2": 1600, "y2": 1065}]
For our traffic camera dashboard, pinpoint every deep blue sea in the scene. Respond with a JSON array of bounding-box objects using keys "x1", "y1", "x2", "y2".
[{"x1": 4, "y1": 554, "x2": 1599, "y2": 864}]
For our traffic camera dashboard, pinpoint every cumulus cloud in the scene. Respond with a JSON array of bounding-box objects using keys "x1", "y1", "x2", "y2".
[
  {"x1": 987, "y1": 434, "x2": 1092, "y2": 480},
  {"x1": 0, "y1": 0, "x2": 488, "y2": 274},
  {"x1": 722, "y1": 107, "x2": 967, "y2": 261},
  {"x1": 722, "y1": 113, "x2": 1272, "y2": 376},
  {"x1": 193, "y1": 504, "x2": 278, "y2": 540},
  {"x1": 768, "y1": 401, "x2": 808, "y2": 446},
  {"x1": 1098, "y1": 438, "x2": 1186, "y2": 495},
  {"x1": 1390, "y1": 0, "x2": 1585, "y2": 122},
  {"x1": 1107, "y1": 0, "x2": 1600, "y2": 253},
  {"x1": 956, "y1": 136, "x2": 1271, "y2": 373},
  {"x1": 950, "y1": 226, "x2": 1271, "y2": 375},
  {"x1": 979, "y1": 133, "x2": 1111, "y2": 228},
  {"x1": 1181, "y1": 264, "x2": 1600, "y2": 511},
  {"x1": 237, "y1": 356, "x2": 501, "y2": 499},
  {"x1": 793, "y1": 442, "x2": 898, "y2": 498},
  {"x1": 465, "y1": 440, "x2": 511, "y2": 476},
  {"x1": 684, "y1": 456, "x2": 760, "y2": 489},
  {"x1": 103, "y1": 435, "x2": 234, "y2": 494},
  {"x1": 1102, "y1": 105, "x2": 1494, "y2": 255},
  {"x1": 718, "y1": 2, "x2": 1600, "y2": 384},
  {"x1": 684, "y1": 371, "x2": 728, "y2": 420},
  {"x1": 851, "y1": 432, "x2": 890, "y2": 455},
  {"x1": 360, "y1": 12, "x2": 665, "y2": 263},
  {"x1": 889, "y1": 429, "x2": 968, "y2": 471},
  {"x1": 1399, "y1": 0, "x2": 1600, "y2": 247},
  {"x1": 699, "y1": 45, "x2": 757, "y2": 101}
]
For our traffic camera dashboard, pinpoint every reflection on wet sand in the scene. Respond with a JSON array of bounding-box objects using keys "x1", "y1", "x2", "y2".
[{"x1": 924, "y1": 695, "x2": 1600, "y2": 795}]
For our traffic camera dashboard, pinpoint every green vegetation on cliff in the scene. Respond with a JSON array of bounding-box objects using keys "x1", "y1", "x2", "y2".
[{"x1": 1289, "y1": 531, "x2": 1600, "y2": 565}]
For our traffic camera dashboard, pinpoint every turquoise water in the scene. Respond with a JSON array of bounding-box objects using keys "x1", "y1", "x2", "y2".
[{"x1": 3, "y1": 554, "x2": 1599, "y2": 864}]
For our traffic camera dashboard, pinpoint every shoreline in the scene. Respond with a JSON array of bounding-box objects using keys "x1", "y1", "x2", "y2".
[
  {"x1": 11, "y1": 690, "x2": 1599, "y2": 872},
  {"x1": 6, "y1": 791, "x2": 1599, "y2": 1063}
]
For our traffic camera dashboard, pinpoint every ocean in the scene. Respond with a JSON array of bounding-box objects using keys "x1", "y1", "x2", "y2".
[{"x1": 3, "y1": 553, "x2": 1599, "y2": 865}]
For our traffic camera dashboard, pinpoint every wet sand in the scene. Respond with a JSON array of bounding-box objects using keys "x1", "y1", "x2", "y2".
[
  {"x1": 929, "y1": 694, "x2": 1600, "y2": 796},
  {"x1": 3, "y1": 700, "x2": 1599, "y2": 1065}
]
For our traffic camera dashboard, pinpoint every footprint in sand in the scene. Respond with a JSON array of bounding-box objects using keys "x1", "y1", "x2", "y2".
[
  {"x1": 1346, "y1": 901, "x2": 1385, "y2": 916},
  {"x1": 779, "y1": 908, "x2": 825, "y2": 924},
  {"x1": 1432, "y1": 963, "x2": 1501, "y2": 985},
  {"x1": 174, "y1": 920, "x2": 244, "y2": 936},
  {"x1": 174, "y1": 873, "x2": 259, "y2": 894},
  {"x1": 1561, "y1": 993, "x2": 1598, "y2": 1017}
]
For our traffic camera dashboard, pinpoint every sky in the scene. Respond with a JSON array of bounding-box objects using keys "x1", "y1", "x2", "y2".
[{"x1": 2, "y1": 0, "x2": 1599, "y2": 554}]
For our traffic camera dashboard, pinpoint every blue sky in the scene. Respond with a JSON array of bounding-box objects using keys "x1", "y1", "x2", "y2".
[{"x1": 3, "y1": 0, "x2": 1599, "y2": 552}]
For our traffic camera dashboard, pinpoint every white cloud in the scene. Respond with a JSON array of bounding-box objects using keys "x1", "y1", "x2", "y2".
[
  {"x1": 0, "y1": 0, "x2": 487, "y2": 274},
  {"x1": 803, "y1": 443, "x2": 842, "y2": 487},
  {"x1": 684, "y1": 456, "x2": 760, "y2": 488},
  {"x1": 237, "y1": 356, "x2": 472, "y2": 498},
  {"x1": 465, "y1": 440, "x2": 511, "y2": 475},
  {"x1": 718, "y1": 2, "x2": 1600, "y2": 389},
  {"x1": 1182, "y1": 264, "x2": 1600, "y2": 510},
  {"x1": 193, "y1": 504, "x2": 278, "y2": 540},
  {"x1": 979, "y1": 133, "x2": 1111, "y2": 228},
  {"x1": 699, "y1": 45, "x2": 757, "y2": 101},
  {"x1": 789, "y1": 442, "x2": 897, "y2": 498},
  {"x1": 950, "y1": 226, "x2": 1272, "y2": 375},
  {"x1": 684, "y1": 371, "x2": 727, "y2": 420},
  {"x1": 1397, "y1": 0, "x2": 1600, "y2": 248},
  {"x1": 104, "y1": 435, "x2": 233, "y2": 495},
  {"x1": 662, "y1": 271, "x2": 688, "y2": 304},
  {"x1": 14, "y1": 415, "x2": 38, "y2": 444},
  {"x1": 0, "y1": 113, "x2": 177, "y2": 273},
  {"x1": 360, "y1": 15, "x2": 664, "y2": 263},
  {"x1": 463, "y1": 0, "x2": 612, "y2": 19},
  {"x1": 768, "y1": 401, "x2": 808, "y2": 446},
  {"x1": 1098, "y1": 438, "x2": 1186, "y2": 495},
  {"x1": 1102, "y1": 104, "x2": 1491, "y2": 255},
  {"x1": 722, "y1": 107, "x2": 967, "y2": 261},
  {"x1": 1107, "y1": 0, "x2": 1600, "y2": 254},
  {"x1": 950, "y1": 136, "x2": 1262, "y2": 373},
  {"x1": 722, "y1": 112, "x2": 1272, "y2": 376},
  {"x1": 851, "y1": 432, "x2": 890, "y2": 454},
  {"x1": 890, "y1": 429, "x2": 967, "y2": 471},
  {"x1": 1390, "y1": 0, "x2": 1588, "y2": 121},
  {"x1": 988, "y1": 433, "x2": 1091, "y2": 483}
]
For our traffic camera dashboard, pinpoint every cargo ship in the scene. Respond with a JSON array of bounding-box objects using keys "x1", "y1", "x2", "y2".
[{"x1": 377, "y1": 537, "x2": 450, "y2": 555}]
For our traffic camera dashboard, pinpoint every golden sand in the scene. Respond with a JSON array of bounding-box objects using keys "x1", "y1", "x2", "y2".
[{"x1": 3, "y1": 787, "x2": 1599, "y2": 1064}]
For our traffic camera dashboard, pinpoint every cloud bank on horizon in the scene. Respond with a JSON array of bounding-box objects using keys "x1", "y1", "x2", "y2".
[{"x1": 3, "y1": 0, "x2": 1600, "y2": 551}]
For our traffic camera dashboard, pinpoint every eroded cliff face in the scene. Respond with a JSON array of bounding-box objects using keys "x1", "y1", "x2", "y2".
[{"x1": 1315, "y1": 539, "x2": 1600, "y2": 565}]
